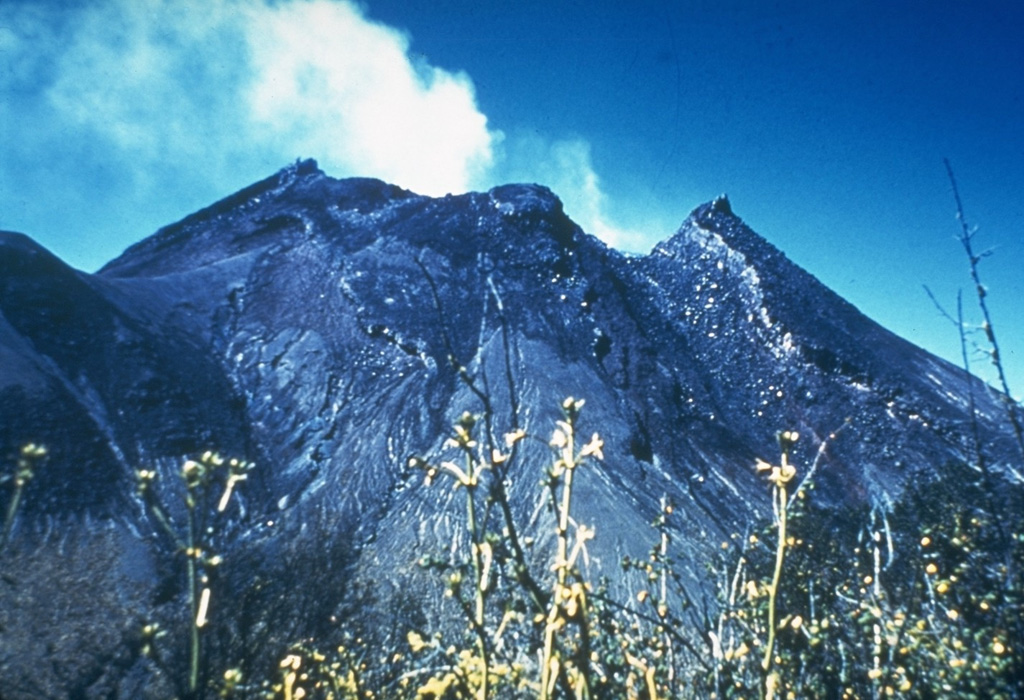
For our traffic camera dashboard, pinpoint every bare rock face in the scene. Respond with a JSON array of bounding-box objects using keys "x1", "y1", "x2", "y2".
[{"x1": 0, "y1": 160, "x2": 1016, "y2": 697}]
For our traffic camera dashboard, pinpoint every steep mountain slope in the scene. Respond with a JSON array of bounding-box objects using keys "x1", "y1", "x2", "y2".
[{"x1": 0, "y1": 161, "x2": 1016, "y2": 697}]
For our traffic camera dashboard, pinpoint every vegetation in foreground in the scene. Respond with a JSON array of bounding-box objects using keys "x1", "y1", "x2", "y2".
[
  {"x1": 5, "y1": 396, "x2": 1021, "y2": 699},
  {"x1": 235, "y1": 401, "x2": 1020, "y2": 700}
]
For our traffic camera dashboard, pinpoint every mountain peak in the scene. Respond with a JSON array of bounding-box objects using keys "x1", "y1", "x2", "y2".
[
  {"x1": 0, "y1": 230, "x2": 72, "y2": 275},
  {"x1": 680, "y1": 193, "x2": 735, "y2": 232},
  {"x1": 705, "y1": 193, "x2": 733, "y2": 217},
  {"x1": 487, "y1": 182, "x2": 563, "y2": 216},
  {"x1": 99, "y1": 162, "x2": 421, "y2": 278}
]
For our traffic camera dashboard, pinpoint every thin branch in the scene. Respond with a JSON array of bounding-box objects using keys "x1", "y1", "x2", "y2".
[
  {"x1": 923, "y1": 285, "x2": 960, "y2": 329},
  {"x1": 791, "y1": 419, "x2": 850, "y2": 508},
  {"x1": 415, "y1": 255, "x2": 547, "y2": 612},
  {"x1": 589, "y1": 591, "x2": 713, "y2": 673},
  {"x1": 945, "y1": 158, "x2": 1024, "y2": 466}
]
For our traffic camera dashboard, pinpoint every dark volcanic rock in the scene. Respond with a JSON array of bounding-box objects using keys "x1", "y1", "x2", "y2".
[{"x1": 0, "y1": 161, "x2": 1017, "y2": 697}]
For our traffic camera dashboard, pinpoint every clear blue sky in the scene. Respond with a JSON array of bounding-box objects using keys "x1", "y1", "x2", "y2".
[{"x1": 1, "y1": 0, "x2": 1021, "y2": 395}]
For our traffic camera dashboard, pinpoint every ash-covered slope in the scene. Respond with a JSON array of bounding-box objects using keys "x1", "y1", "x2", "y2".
[
  {"x1": 0, "y1": 160, "x2": 1015, "y2": 697},
  {"x1": 0, "y1": 232, "x2": 249, "y2": 516}
]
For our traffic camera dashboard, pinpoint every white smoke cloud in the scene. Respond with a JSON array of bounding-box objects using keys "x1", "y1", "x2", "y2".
[
  {"x1": 243, "y1": 0, "x2": 495, "y2": 195},
  {"x1": 2, "y1": 0, "x2": 646, "y2": 259},
  {"x1": 44, "y1": 1, "x2": 247, "y2": 164},
  {"x1": 20, "y1": 0, "x2": 496, "y2": 197},
  {"x1": 496, "y1": 134, "x2": 651, "y2": 251}
]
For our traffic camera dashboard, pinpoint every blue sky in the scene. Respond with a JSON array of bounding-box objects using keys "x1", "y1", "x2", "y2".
[{"x1": 1, "y1": 0, "x2": 1021, "y2": 395}]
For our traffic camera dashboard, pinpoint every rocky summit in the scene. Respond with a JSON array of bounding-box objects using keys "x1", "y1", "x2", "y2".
[{"x1": 0, "y1": 160, "x2": 1018, "y2": 697}]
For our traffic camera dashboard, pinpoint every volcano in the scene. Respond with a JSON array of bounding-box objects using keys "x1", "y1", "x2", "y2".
[{"x1": 0, "y1": 160, "x2": 1017, "y2": 698}]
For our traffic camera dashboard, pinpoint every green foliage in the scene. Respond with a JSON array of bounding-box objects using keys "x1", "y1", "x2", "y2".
[
  {"x1": 696, "y1": 456, "x2": 1024, "y2": 700},
  {"x1": 402, "y1": 397, "x2": 606, "y2": 700},
  {"x1": 1, "y1": 443, "x2": 47, "y2": 551},
  {"x1": 242, "y1": 394, "x2": 1022, "y2": 700},
  {"x1": 136, "y1": 451, "x2": 253, "y2": 698},
  {"x1": 8, "y1": 401, "x2": 1020, "y2": 700}
]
